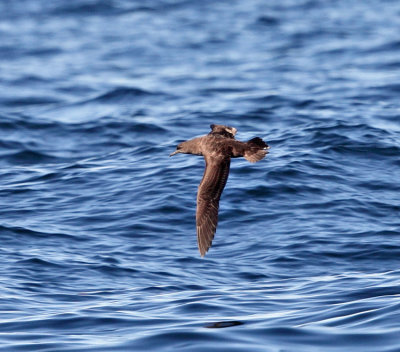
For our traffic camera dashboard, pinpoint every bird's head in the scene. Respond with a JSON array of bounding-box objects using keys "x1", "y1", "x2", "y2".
[{"x1": 170, "y1": 141, "x2": 188, "y2": 156}]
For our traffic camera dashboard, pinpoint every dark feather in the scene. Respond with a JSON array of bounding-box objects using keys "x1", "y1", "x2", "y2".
[
  {"x1": 196, "y1": 154, "x2": 231, "y2": 256},
  {"x1": 209, "y1": 124, "x2": 236, "y2": 139},
  {"x1": 248, "y1": 137, "x2": 268, "y2": 149}
]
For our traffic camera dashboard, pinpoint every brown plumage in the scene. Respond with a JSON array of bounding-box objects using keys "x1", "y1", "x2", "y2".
[{"x1": 170, "y1": 124, "x2": 269, "y2": 257}]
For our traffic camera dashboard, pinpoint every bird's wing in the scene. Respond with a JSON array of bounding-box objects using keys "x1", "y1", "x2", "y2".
[
  {"x1": 196, "y1": 154, "x2": 231, "y2": 256},
  {"x1": 209, "y1": 124, "x2": 237, "y2": 139}
]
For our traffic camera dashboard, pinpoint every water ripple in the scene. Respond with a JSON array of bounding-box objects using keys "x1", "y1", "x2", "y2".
[{"x1": 1, "y1": 0, "x2": 400, "y2": 351}]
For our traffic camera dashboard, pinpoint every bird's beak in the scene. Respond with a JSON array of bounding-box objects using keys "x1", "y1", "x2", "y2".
[{"x1": 169, "y1": 150, "x2": 180, "y2": 157}]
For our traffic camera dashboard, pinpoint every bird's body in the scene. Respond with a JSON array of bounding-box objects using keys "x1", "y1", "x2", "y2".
[{"x1": 170, "y1": 124, "x2": 269, "y2": 257}]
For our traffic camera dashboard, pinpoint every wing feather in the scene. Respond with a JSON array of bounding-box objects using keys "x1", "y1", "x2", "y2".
[
  {"x1": 196, "y1": 155, "x2": 231, "y2": 256},
  {"x1": 229, "y1": 139, "x2": 269, "y2": 162}
]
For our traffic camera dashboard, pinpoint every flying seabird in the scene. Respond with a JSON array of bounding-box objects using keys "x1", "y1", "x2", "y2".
[{"x1": 170, "y1": 124, "x2": 269, "y2": 257}]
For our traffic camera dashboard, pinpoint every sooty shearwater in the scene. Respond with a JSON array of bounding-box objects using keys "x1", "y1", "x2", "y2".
[{"x1": 170, "y1": 124, "x2": 269, "y2": 257}]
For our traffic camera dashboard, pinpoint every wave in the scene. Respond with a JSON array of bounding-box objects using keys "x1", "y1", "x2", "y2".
[
  {"x1": 3, "y1": 149, "x2": 63, "y2": 165},
  {"x1": 87, "y1": 87, "x2": 160, "y2": 104},
  {"x1": 0, "y1": 224, "x2": 79, "y2": 241}
]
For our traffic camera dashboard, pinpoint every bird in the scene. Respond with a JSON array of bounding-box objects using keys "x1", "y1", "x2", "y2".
[{"x1": 170, "y1": 124, "x2": 269, "y2": 257}]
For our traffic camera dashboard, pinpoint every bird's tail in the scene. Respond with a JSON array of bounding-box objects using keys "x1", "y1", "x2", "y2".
[{"x1": 244, "y1": 137, "x2": 269, "y2": 163}]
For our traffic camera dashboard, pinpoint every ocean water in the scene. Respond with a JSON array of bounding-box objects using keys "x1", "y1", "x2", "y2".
[{"x1": 1, "y1": 0, "x2": 400, "y2": 351}]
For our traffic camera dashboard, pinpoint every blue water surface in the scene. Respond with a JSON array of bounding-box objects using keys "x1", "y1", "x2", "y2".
[{"x1": 1, "y1": 0, "x2": 400, "y2": 351}]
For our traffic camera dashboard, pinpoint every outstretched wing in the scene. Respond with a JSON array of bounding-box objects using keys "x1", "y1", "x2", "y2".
[
  {"x1": 209, "y1": 124, "x2": 237, "y2": 139},
  {"x1": 196, "y1": 154, "x2": 231, "y2": 256}
]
